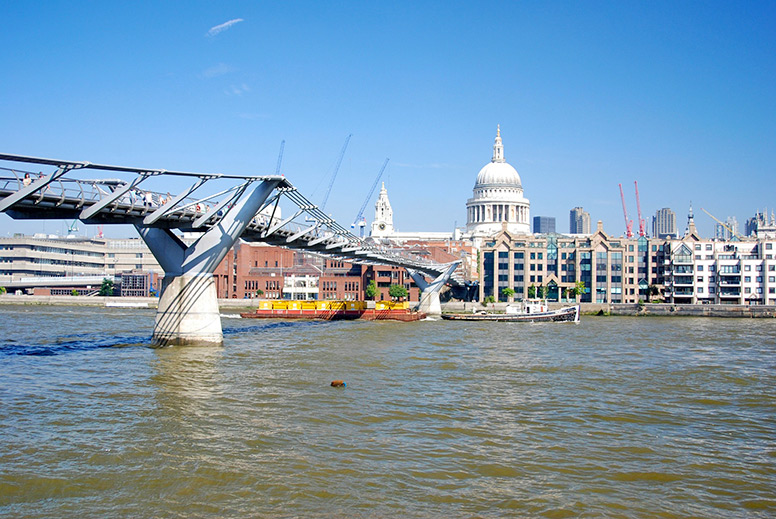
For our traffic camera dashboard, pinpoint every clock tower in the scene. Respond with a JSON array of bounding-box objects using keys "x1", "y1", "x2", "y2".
[{"x1": 370, "y1": 182, "x2": 394, "y2": 238}]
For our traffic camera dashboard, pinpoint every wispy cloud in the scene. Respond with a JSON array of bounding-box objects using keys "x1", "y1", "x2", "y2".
[
  {"x1": 202, "y1": 63, "x2": 235, "y2": 78},
  {"x1": 206, "y1": 18, "x2": 244, "y2": 37},
  {"x1": 225, "y1": 83, "x2": 251, "y2": 96}
]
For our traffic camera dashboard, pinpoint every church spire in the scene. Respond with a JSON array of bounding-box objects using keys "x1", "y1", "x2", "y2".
[{"x1": 492, "y1": 124, "x2": 505, "y2": 163}]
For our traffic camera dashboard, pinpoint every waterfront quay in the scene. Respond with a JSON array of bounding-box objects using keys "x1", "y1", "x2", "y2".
[{"x1": 2, "y1": 294, "x2": 775, "y2": 318}]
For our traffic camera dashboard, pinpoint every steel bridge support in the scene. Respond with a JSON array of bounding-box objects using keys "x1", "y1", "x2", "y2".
[
  {"x1": 137, "y1": 179, "x2": 281, "y2": 347},
  {"x1": 407, "y1": 262, "x2": 460, "y2": 316}
]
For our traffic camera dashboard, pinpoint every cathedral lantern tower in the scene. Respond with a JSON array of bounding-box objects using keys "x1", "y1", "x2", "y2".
[{"x1": 465, "y1": 126, "x2": 531, "y2": 236}]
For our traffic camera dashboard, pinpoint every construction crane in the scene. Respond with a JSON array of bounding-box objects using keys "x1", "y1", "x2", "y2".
[
  {"x1": 634, "y1": 180, "x2": 646, "y2": 237},
  {"x1": 701, "y1": 207, "x2": 743, "y2": 240},
  {"x1": 618, "y1": 183, "x2": 634, "y2": 239},
  {"x1": 320, "y1": 134, "x2": 352, "y2": 212},
  {"x1": 352, "y1": 158, "x2": 389, "y2": 237},
  {"x1": 275, "y1": 140, "x2": 285, "y2": 175}
]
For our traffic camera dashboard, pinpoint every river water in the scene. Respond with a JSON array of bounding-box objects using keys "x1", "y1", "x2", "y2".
[{"x1": 1, "y1": 305, "x2": 775, "y2": 518}]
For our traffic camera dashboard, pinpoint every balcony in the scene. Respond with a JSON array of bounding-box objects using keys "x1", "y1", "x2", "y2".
[
  {"x1": 672, "y1": 277, "x2": 694, "y2": 287},
  {"x1": 718, "y1": 279, "x2": 740, "y2": 286},
  {"x1": 719, "y1": 291, "x2": 741, "y2": 298},
  {"x1": 672, "y1": 288, "x2": 694, "y2": 296}
]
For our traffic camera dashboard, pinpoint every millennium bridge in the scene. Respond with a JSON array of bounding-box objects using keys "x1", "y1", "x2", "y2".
[{"x1": 0, "y1": 153, "x2": 460, "y2": 346}]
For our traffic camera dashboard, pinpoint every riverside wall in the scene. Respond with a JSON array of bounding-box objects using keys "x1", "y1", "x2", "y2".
[
  {"x1": 2, "y1": 295, "x2": 774, "y2": 318},
  {"x1": 440, "y1": 301, "x2": 776, "y2": 318},
  {"x1": 0, "y1": 294, "x2": 262, "y2": 311}
]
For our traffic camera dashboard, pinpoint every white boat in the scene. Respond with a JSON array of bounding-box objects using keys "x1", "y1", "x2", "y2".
[{"x1": 441, "y1": 299, "x2": 580, "y2": 323}]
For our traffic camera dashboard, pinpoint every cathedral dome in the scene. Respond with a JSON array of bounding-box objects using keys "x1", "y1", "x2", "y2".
[
  {"x1": 475, "y1": 161, "x2": 522, "y2": 188},
  {"x1": 465, "y1": 125, "x2": 531, "y2": 237}
]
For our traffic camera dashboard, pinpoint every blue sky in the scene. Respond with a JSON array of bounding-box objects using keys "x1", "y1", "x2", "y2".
[{"x1": 1, "y1": 1, "x2": 774, "y2": 239}]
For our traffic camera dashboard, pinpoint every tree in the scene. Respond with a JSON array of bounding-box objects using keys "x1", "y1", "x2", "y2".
[
  {"x1": 482, "y1": 295, "x2": 496, "y2": 306},
  {"x1": 99, "y1": 278, "x2": 114, "y2": 296},
  {"x1": 255, "y1": 288, "x2": 264, "y2": 298},
  {"x1": 648, "y1": 284, "x2": 660, "y2": 302},
  {"x1": 528, "y1": 284, "x2": 537, "y2": 298},
  {"x1": 571, "y1": 281, "x2": 586, "y2": 301},
  {"x1": 388, "y1": 284, "x2": 408, "y2": 301},
  {"x1": 0, "y1": 286, "x2": 6, "y2": 295},
  {"x1": 501, "y1": 287, "x2": 516, "y2": 301},
  {"x1": 540, "y1": 285, "x2": 549, "y2": 299},
  {"x1": 71, "y1": 289, "x2": 79, "y2": 296},
  {"x1": 365, "y1": 279, "x2": 377, "y2": 300}
]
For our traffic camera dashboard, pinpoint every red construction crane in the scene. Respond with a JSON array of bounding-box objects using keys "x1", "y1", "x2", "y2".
[
  {"x1": 619, "y1": 183, "x2": 634, "y2": 239},
  {"x1": 634, "y1": 180, "x2": 646, "y2": 237}
]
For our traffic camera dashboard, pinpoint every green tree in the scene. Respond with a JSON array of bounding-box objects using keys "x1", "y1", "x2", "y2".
[
  {"x1": 648, "y1": 284, "x2": 660, "y2": 302},
  {"x1": 71, "y1": 289, "x2": 79, "y2": 296},
  {"x1": 388, "y1": 284, "x2": 408, "y2": 301},
  {"x1": 571, "y1": 281, "x2": 586, "y2": 301},
  {"x1": 481, "y1": 295, "x2": 496, "y2": 306},
  {"x1": 255, "y1": 288, "x2": 264, "y2": 298},
  {"x1": 365, "y1": 279, "x2": 377, "y2": 300},
  {"x1": 501, "y1": 287, "x2": 516, "y2": 301},
  {"x1": 528, "y1": 284, "x2": 537, "y2": 298},
  {"x1": 99, "y1": 278, "x2": 114, "y2": 296},
  {"x1": 0, "y1": 286, "x2": 6, "y2": 295},
  {"x1": 540, "y1": 285, "x2": 549, "y2": 299}
]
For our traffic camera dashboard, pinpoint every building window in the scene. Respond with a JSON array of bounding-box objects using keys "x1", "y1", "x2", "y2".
[
  {"x1": 745, "y1": 265, "x2": 751, "y2": 271},
  {"x1": 697, "y1": 265, "x2": 704, "y2": 271},
  {"x1": 745, "y1": 276, "x2": 751, "y2": 282}
]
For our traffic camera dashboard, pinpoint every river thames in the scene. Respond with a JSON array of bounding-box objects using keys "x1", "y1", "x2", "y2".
[{"x1": 1, "y1": 305, "x2": 775, "y2": 518}]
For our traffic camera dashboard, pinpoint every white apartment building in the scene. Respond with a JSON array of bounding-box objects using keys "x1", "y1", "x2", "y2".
[{"x1": 664, "y1": 238, "x2": 776, "y2": 305}]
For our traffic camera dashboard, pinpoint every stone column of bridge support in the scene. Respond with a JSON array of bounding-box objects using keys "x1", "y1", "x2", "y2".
[
  {"x1": 136, "y1": 179, "x2": 281, "y2": 347},
  {"x1": 407, "y1": 262, "x2": 461, "y2": 316}
]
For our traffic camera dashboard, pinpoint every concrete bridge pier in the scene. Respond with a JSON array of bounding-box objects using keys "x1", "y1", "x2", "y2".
[
  {"x1": 137, "y1": 179, "x2": 281, "y2": 347},
  {"x1": 408, "y1": 262, "x2": 460, "y2": 316}
]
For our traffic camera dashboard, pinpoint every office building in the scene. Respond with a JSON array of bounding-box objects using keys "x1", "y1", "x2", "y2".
[
  {"x1": 569, "y1": 207, "x2": 591, "y2": 234},
  {"x1": 533, "y1": 216, "x2": 556, "y2": 234},
  {"x1": 652, "y1": 208, "x2": 677, "y2": 239}
]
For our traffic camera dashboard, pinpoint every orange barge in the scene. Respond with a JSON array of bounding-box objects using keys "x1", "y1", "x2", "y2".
[{"x1": 239, "y1": 300, "x2": 426, "y2": 322}]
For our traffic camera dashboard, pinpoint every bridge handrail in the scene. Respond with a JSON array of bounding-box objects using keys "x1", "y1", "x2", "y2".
[{"x1": 1, "y1": 153, "x2": 459, "y2": 280}]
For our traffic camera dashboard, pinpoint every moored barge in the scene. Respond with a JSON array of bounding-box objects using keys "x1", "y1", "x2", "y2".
[{"x1": 240, "y1": 300, "x2": 425, "y2": 321}]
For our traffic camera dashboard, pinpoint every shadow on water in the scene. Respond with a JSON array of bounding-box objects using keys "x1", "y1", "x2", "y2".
[
  {"x1": 0, "y1": 333, "x2": 152, "y2": 356},
  {"x1": 221, "y1": 318, "x2": 332, "y2": 336},
  {"x1": 1, "y1": 318, "x2": 331, "y2": 356}
]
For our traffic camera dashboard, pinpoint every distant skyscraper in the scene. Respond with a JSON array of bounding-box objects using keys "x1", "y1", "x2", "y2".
[
  {"x1": 569, "y1": 207, "x2": 591, "y2": 234},
  {"x1": 532, "y1": 216, "x2": 556, "y2": 234},
  {"x1": 714, "y1": 216, "x2": 738, "y2": 240},
  {"x1": 745, "y1": 211, "x2": 776, "y2": 237},
  {"x1": 652, "y1": 207, "x2": 677, "y2": 239}
]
